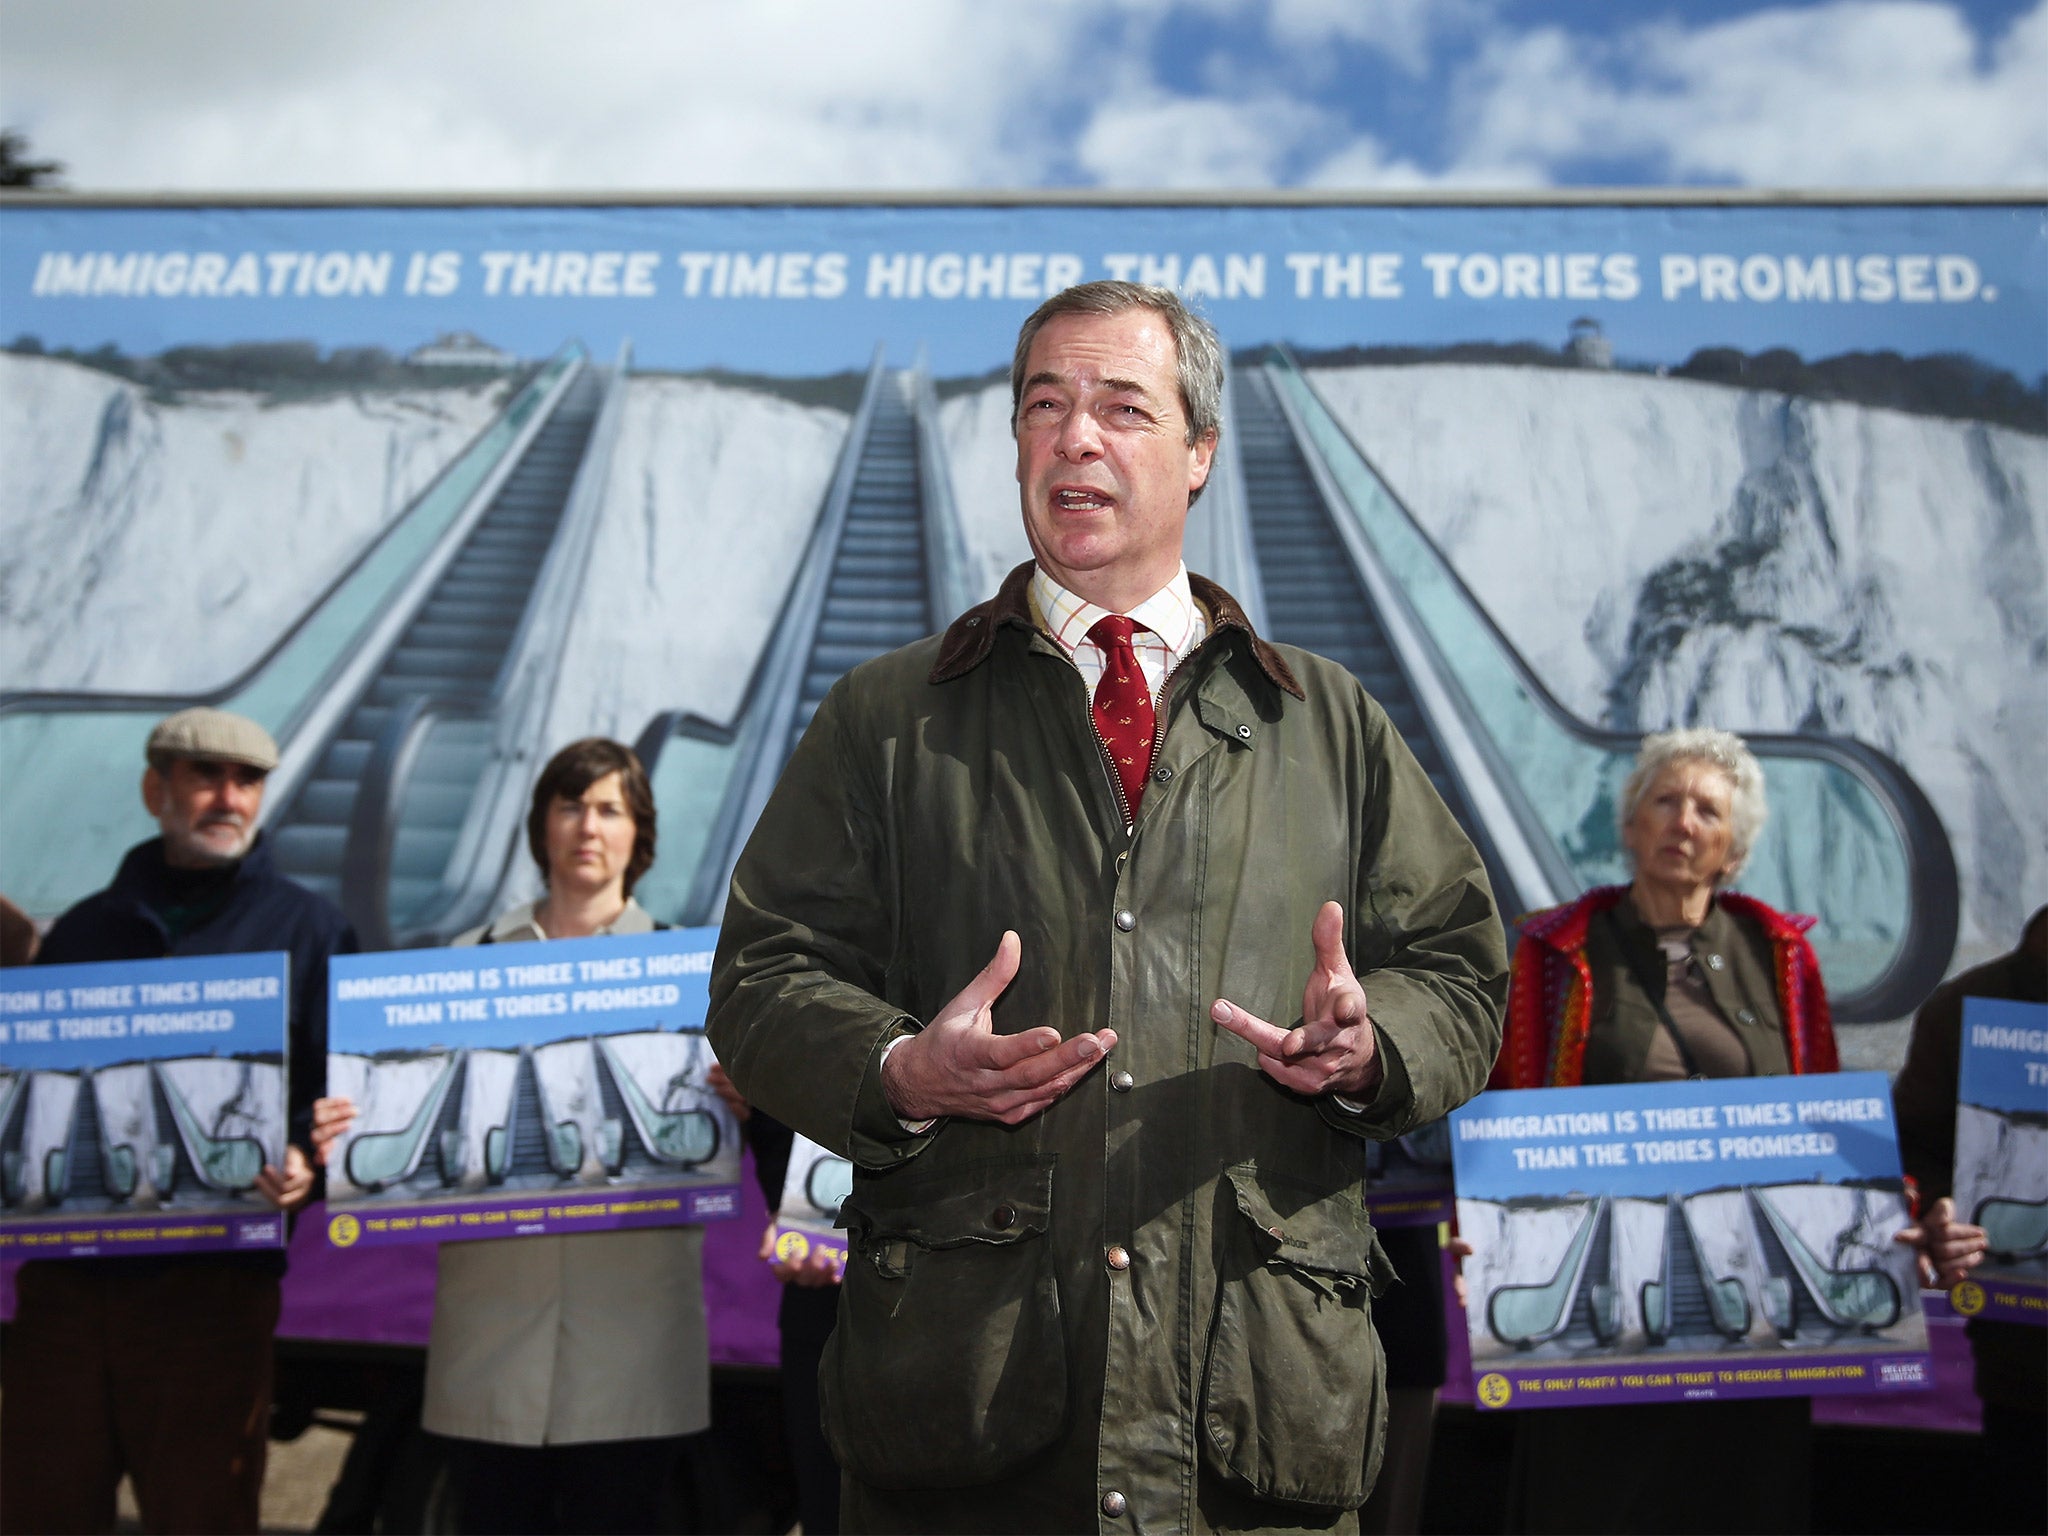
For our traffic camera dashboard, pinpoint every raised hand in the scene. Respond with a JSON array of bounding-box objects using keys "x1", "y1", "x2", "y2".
[
  {"x1": 309, "y1": 1095, "x2": 356, "y2": 1167},
  {"x1": 255, "y1": 1144, "x2": 315, "y2": 1212},
  {"x1": 1893, "y1": 1195, "x2": 1989, "y2": 1290},
  {"x1": 1211, "y1": 900, "x2": 1383, "y2": 1100},
  {"x1": 881, "y1": 930, "x2": 1116, "y2": 1125}
]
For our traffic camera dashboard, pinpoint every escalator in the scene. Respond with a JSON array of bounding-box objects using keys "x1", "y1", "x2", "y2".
[
  {"x1": 1643, "y1": 1198, "x2": 1750, "y2": 1343},
  {"x1": 1243, "y1": 350, "x2": 1959, "y2": 1021},
  {"x1": 786, "y1": 371, "x2": 930, "y2": 757},
  {"x1": 635, "y1": 353, "x2": 973, "y2": 926},
  {"x1": 1235, "y1": 365, "x2": 1532, "y2": 918},
  {"x1": 268, "y1": 368, "x2": 604, "y2": 915},
  {"x1": 505, "y1": 1050, "x2": 553, "y2": 1180}
]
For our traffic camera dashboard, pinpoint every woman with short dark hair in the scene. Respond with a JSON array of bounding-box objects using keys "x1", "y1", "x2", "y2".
[{"x1": 315, "y1": 739, "x2": 707, "y2": 1535}]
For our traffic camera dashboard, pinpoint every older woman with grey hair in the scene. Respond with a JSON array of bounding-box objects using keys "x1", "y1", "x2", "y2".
[
  {"x1": 1495, "y1": 727, "x2": 1838, "y2": 1535},
  {"x1": 1497, "y1": 726, "x2": 1836, "y2": 1091}
]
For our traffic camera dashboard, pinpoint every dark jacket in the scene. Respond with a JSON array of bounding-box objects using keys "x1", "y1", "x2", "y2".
[
  {"x1": 1498, "y1": 884, "x2": 1836, "y2": 1089},
  {"x1": 710, "y1": 565, "x2": 1506, "y2": 1533},
  {"x1": 37, "y1": 833, "x2": 357, "y2": 1149}
]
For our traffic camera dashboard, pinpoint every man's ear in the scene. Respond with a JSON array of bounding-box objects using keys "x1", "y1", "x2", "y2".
[
  {"x1": 1188, "y1": 429, "x2": 1218, "y2": 494},
  {"x1": 141, "y1": 765, "x2": 166, "y2": 819}
]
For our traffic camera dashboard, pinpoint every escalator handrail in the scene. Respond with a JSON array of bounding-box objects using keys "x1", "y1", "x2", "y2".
[
  {"x1": 1186, "y1": 361, "x2": 1269, "y2": 633},
  {"x1": 337, "y1": 692, "x2": 483, "y2": 953},
  {"x1": 1272, "y1": 347, "x2": 1961, "y2": 1020},
  {"x1": 388, "y1": 342, "x2": 634, "y2": 945},
  {"x1": 677, "y1": 345, "x2": 894, "y2": 925},
  {"x1": 909, "y1": 348, "x2": 982, "y2": 625},
  {"x1": 0, "y1": 350, "x2": 567, "y2": 722},
  {"x1": 1257, "y1": 358, "x2": 1572, "y2": 919}
]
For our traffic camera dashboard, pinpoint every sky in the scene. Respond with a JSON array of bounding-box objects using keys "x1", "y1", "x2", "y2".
[{"x1": 1, "y1": 0, "x2": 2044, "y2": 194}]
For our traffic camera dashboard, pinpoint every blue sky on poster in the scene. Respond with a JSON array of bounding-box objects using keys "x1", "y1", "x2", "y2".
[{"x1": 0, "y1": 0, "x2": 2043, "y2": 193}]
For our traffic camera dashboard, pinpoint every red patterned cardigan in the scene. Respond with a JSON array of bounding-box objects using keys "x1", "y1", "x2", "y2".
[{"x1": 1495, "y1": 884, "x2": 1838, "y2": 1089}]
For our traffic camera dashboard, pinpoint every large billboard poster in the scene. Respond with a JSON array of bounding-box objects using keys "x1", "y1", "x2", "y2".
[
  {"x1": 1, "y1": 200, "x2": 2041, "y2": 1061},
  {"x1": 0, "y1": 952, "x2": 292, "y2": 1258}
]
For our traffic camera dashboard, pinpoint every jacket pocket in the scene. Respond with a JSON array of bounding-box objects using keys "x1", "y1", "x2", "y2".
[
  {"x1": 819, "y1": 1153, "x2": 1066, "y2": 1489},
  {"x1": 1198, "y1": 1162, "x2": 1394, "y2": 1509}
]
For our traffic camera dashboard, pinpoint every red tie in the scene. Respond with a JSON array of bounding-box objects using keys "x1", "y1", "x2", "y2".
[{"x1": 1088, "y1": 615, "x2": 1155, "y2": 822}]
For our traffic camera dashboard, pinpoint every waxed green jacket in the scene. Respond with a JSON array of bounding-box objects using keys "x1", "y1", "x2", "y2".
[{"x1": 709, "y1": 565, "x2": 1507, "y2": 1534}]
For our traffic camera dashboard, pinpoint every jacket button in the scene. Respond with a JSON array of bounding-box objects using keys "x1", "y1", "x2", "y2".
[
  {"x1": 991, "y1": 1203, "x2": 1017, "y2": 1230},
  {"x1": 1102, "y1": 1490, "x2": 1128, "y2": 1518},
  {"x1": 1235, "y1": 723, "x2": 1252, "y2": 740},
  {"x1": 1106, "y1": 1245, "x2": 1131, "y2": 1271},
  {"x1": 1110, "y1": 1070, "x2": 1134, "y2": 1092},
  {"x1": 1153, "y1": 765, "x2": 1172, "y2": 782},
  {"x1": 1738, "y1": 1008, "x2": 1757, "y2": 1025},
  {"x1": 1115, "y1": 910, "x2": 1136, "y2": 932},
  {"x1": 1707, "y1": 953, "x2": 1726, "y2": 971}
]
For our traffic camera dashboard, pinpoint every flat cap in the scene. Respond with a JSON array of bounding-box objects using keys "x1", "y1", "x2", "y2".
[{"x1": 146, "y1": 707, "x2": 279, "y2": 773}]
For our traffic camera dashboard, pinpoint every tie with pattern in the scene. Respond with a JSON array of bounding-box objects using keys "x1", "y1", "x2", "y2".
[{"x1": 1088, "y1": 614, "x2": 1155, "y2": 822}]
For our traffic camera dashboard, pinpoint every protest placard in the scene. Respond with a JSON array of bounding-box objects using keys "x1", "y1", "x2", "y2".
[
  {"x1": 1452, "y1": 1073, "x2": 1929, "y2": 1411},
  {"x1": 770, "y1": 1133, "x2": 851, "y2": 1275},
  {"x1": 0, "y1": 952, "x2": 291, "y2": 1258},
  {"x1": 1949, "y1": 997, "x2": 2048, "y2": 1326},
  {"x1": 323, "y1": 927, "x2": 738, "y2": 1248}
]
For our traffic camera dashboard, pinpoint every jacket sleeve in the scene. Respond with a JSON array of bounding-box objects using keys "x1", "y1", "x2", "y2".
[
  {"x1": 707, "y1": 676, "x2": 935, "y2": 1171},
  {"x1": 1891, "y1": 978, "x2": 1962, "y2": 1205},
  {"x1": 1321, "y1": 697, "x2": 1509, "y2": 1140}
]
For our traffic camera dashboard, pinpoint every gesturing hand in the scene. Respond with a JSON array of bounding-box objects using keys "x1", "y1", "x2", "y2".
[
  {"x1": 881, "y1": 930, "x2": 1117, "y2": 1125},
  {"x1": 1211, "y1": 900, "x2": 1383, "y2": 1100}
]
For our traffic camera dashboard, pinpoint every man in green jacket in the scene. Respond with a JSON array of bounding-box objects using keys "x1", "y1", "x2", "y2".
[{"x1": 709, "y1": 281, "x2": 1506, "y2": 1534}]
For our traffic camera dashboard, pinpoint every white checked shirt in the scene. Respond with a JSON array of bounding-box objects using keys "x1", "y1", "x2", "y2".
[{"x1": 1029, "y1": 564, "x2": 1208, "y2": 708}]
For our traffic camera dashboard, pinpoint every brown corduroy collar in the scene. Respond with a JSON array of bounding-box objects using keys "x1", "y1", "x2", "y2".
[{"x1": 927, "y1": 561, "x2": 1304, "y2": 700}]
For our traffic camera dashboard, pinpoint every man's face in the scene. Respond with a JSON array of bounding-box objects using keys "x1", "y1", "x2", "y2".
[
  {"x1": 142, "y1": 757, "x2": 267, "y2": 868},
  {"x1": 1014, "y1": 307, "x2": 1216, "y2": 612}
]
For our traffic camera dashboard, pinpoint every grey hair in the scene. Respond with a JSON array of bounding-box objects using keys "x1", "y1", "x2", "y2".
[
  {"x1": 1010, "y1": 279, "x2": 1225, "y2": 464},
  {"x1": 1619, "y1": 727, "x2": 1767, "y2": 885}
]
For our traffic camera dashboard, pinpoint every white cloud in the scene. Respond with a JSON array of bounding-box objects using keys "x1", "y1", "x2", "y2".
[
  {"x1": 1, "y1": 0, "x2": 2039, "y2": 193},
  {"x1": 1451, "y1": 1, "x2": 2048, "y2": 187},
  {"x1": 1074, "y1": 89, "x2": 1337, "y2": 187},
  {"x1": 1264, "y1": 0, "x2": 1494, "y2": 75},
  {"x1": 0, "y1": 0, "x2": 1102, "y2": 191}
]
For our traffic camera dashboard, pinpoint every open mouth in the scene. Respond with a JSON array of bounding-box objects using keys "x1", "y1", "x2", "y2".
[{"x1": 1054, "y1": 487, "x2": 1113, "y2": 512}]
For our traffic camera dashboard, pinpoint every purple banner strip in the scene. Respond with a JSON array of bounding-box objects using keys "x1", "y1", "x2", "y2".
[
  {"x1": 323, "y1": 1183, "x2": 741, "y2": 1249},
  {"x1": 0, "y1": 1210, "x2": 285, "y2": 1259},
  {"x1": 1471, "y1": 1348, "x2": 1934, "y2": 1411},
  {"x1": 1950, "y1": 1273, "x2": 2046, "y2": 1327}
]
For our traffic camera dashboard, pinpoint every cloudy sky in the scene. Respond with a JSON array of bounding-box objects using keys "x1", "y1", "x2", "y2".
[{"x1": 2, "y1": 0, "x2": 2044, "y2": 193}]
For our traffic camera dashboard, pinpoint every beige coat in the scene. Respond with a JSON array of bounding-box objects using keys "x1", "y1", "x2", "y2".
[{"x1": 419, "y1": 899, "x2": 710, "y2": 1446}]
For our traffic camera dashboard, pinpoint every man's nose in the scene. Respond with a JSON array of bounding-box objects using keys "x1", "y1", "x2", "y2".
[{"x1": 1055, "y1": 408, "x2": 1102, "y2": 460}]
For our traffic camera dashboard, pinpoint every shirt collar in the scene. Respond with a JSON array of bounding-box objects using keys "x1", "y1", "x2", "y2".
[
  {"x1": 1028, "y1": 563, "x2": 1204, "y2": 661},
  {"x1": 484, "y1": 896, "x2": 653, "y2": 943}
]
